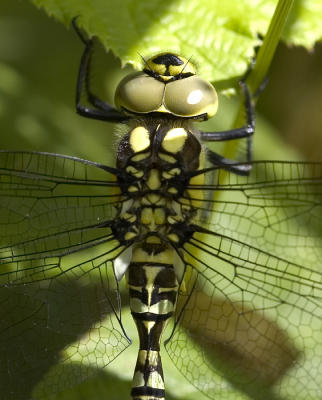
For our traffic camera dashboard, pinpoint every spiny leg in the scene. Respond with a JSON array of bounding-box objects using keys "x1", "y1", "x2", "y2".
[
  {"x1": 206, "y1": 151, "x2": 252, "y2": 176},
  {"x1": 201, "y1": 81, "x2": 255, "y2": 175},
  {"x1": 72, "y1": 17, "x2": 128, "y2": 123}
]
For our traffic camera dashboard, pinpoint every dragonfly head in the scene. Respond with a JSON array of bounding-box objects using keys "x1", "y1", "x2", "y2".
[{"x1": 114, "y1": 52, "x2": 218, "y2": 121}]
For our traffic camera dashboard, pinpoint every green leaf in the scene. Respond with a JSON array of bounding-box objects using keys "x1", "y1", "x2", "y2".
[
  {"x1": 282, "y1": 0, "x2": 322, "y2": 48},
  {"x1": 30, "y1": 0, "x2": 271, "y2": 82},
  {"x1": 30, "y1": 0, "x2": 322, "y2": 83}
]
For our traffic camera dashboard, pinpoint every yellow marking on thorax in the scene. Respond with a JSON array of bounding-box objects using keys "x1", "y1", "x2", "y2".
[
  {"x1": 145, "y1": 235, "x2": 161, "y2": 244},
  {"x1": 167, "y1": 215, "x2": 183, "y2": 224},
  {"x1": 162, "y1": 171, "x2": 172, "y2": 180},
  {"x1": 147, "y1": 194, "x2": 160, "y2": 204},
  {"x1": 159, "y1": 153, "x2": 176, "y2": 163},
  {"x1": 131, "y1": 152, "x2": 150, "y2": 162},
  {"x1": 162, "y1": 167, "x2": 181, "y2": 179},
  {"x1": 141, "y1": 208, "x2": 166, "y2": 226},
  {"x1": 122, "y1": 212, "x2": 137, "y2": 223},
  {"x1": 126, "y1": 165, "x2": 144, "y2": 178},
  {"x1": 146, "y1": 169, "x2": 161, "y2": 190},
  {"x1": 141, "y1": 208, "x2": 153, "y2": 225},
  {"x1": 125, "y1": 231, "x2": 137, "y2": 241},
  {"x1": 162, "y1": 128, "x2": 187, "y2": 153},
  {"x1": 168, "y1": 187, "x2": 178, "y2": 194},
  {"x1": 154, "y1": 208, "x2": 166, "y2": 224},
  {"x1": 142, "y1": 194, "x2": 165, "y2": 206},
  {"x1": 130, "y1": 126, "x2": 150, "y2": 153},
  {"x1": 167, "y1": 233, "x2": 179, "y2": 243}
]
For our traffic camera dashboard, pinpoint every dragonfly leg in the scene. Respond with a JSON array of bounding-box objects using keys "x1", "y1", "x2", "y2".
[
  {"x1": 200, "y1": 81, "x2": 255, "y2": 170},
  {"x1": 200, "y1": 81, "x2": 254, "y2": 141},
  {"x1": 72, "y1": 17, "x2": 128, "y2": 123},
  {"x1": 206, "y1": 150, "x2": 252, "y2": 176}
]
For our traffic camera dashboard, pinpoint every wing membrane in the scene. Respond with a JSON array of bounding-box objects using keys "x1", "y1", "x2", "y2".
[
  {"x1": 186, "y1": 161, "x2": 322, "y2": 264},
  {"x1": 0, "y1": 151, "x2": 123, "y2": 244},
  {"x1": 0, "y1": 151, "x2": 130, "y2": 399},
  {"x1": 166, "y1": 161, "x2": 322, "y2": 400},
  {"x1": 1, "y1": 152, "x2": 322, "y2": 400}
]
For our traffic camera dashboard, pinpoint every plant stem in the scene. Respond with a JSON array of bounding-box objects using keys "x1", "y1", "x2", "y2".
[{"x1": 224, "y1": 0, "x2": 294, "y2": 162}]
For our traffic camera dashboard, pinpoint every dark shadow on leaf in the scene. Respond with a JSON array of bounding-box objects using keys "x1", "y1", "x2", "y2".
[
  {"x1": 179, "y1": 291, "x2": 299, "y2": 400},
  {"x1": 0, "y1": 279, "x2": 130, "y2": 400}
]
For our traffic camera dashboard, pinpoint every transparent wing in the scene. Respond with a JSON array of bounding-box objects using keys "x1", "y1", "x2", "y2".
[
  {"x1": 0, "y1": 151, "x2": 130, "y2": 399},
  {"x1": 166, "y1": 161, "x2": 322, "y2": 400}
]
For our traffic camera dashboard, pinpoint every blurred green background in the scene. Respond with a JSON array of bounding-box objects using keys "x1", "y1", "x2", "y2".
[{"x1": 0, "y1": 1, "x2": 321, "y2": 400}]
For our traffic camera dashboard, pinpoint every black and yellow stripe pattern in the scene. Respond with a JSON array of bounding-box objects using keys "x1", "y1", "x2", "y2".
[
  {"x1": 112, "y1": 121, "x2": 204, "y2": 399},
  {"x1": 129, "y1": 251, "x2": 178, "y2": 399},
  {"x1": 144, "y1": 52, "x2": 196, "y2": 81}
]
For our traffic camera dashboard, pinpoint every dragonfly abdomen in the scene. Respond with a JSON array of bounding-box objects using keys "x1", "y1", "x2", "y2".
[{"x1": 129, "y1": 249, "x2": 179, "y2": 400}]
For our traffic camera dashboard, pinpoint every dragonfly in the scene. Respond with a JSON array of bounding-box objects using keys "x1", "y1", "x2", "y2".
[{"x1": 0, "y1": 20, "x2": 322, "y2": 400}]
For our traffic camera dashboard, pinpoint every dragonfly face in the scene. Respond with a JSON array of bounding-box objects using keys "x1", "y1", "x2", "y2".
[
  {"x1": 0, "y1": 19, "x2": 322, "y2": 400},
  {"x1": 115, "y1": 52, "x2": 218, "y2": 119}
]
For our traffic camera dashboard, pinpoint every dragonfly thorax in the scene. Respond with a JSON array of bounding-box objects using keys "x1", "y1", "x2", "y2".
[{"x1": 112, "y1": 122, "x2": 205, "y2": 255}]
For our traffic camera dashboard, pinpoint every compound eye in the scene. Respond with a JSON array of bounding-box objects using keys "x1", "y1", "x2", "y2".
[
  {"x1": 115, "y1": 72, "x2": 165, "y2": 113},
  {"x1": 164, "y1": 76, "x2": 218, "y2": 119}
]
